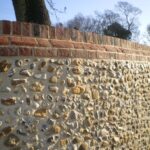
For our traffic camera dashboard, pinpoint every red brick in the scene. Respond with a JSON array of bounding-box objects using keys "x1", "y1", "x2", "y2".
[
  {"x1": 96, "y1": 45, "x2": 106, "y2": 51},
  {"x1": 2, "y1": 21, "x2": 11, "y2": 34},
  {"x1": 50, "y1": 39, "x2": 74, "y2": 48},
  {"x1": 104, "y1": 46, "x2": 118, "y2": 52},
  {"x1": 114, "y1": 37, "x2": 121, "y2": 46},
  {"x1": 32, "y1": 24, "x2": 40, "y2": 37},
  {"x1": 116, "y1": 53, "x2": 128, "y2": 60},
  {"x1": 12, "y1": 22, "x2": 21, "y2": 35},
  {"x1": 71, "y1": 49, "x2": 88, "y2": 58},
  {"x1": 0, "y1": 47, "x2": 8, "y2": 56},
  {"x1": 63, "y1": 28, "x2": 71, "y2": 40},
  {"x1": 83, "y1": 43, "x2": 97, "y2": 50},
  {"x1": 10, "y1": 37, "x2": 37, "y2": 46},
  {"x1": 0, "y1": 36, "x2": 9, "y2": 45},
  {"x1": 57, "y1": 48, "x2": 71, "y2": 57},
  {"x1": 70, "y1": 29, "x2": 78, "y2": 41},
  {"x1": 98, "y1": 35, "x2": 105, "y2": 44},
  {"x1": 0, "y1": 21, "x2": 2, "y2": 34},
  {"x1": 49, "y1": 26, "x2": 55, "y2": 39},
  {"x1": 34, "y1": 49, "x2": 48, "y2": 57},
  {"x1": 136, "y1": 55, "x2": 146, "y2": 61},
  {"x1": 76, "y1": 30, "x2": 86, "y2": 42},
  {"x1": 37, "y1": 38, "x2": 51, "y2": 47},
  {"x1": 22, "y1": 37, "x2": 37, "y2": 46},
  {"x1": 108, "y1": 52, "x2": 116, "y2": 59},
  {"x1": 40, "y1": 25, "x2": 49, "y2": 38},
  {"x1": 92, "y1": 33, "x2": 99, "y2": 44},
  {"x1": 10, "y1": 36, "x2": 22, "y2": 45},
  {"x1": 22, "y1": 22, "x2": 31, "y2": 36},
  {"x1": 85, "y1": 32, "x2": 93, "y2": 43},
  {"x1": 73, "y1": 42, "x2": 84, "y2": 49},
  {"x1": 7, "y1": 48, "x2": 18, "y2": 56},
  {"x1": 97, "y1": 51, "x2": 110, "y2": 59},
  {"x1": 147, "y1": 56, "x2": 150, "y2": 61},
  {"x1": 0, "y1": 47, "x2": 18, "y2": 56},
  {"x1": 47, "y1": 48, "x2": 57, "y2": 57},
  {"x1": 88, "y1": 50, "x2": 97, "y2": 59},
  {"x1": 55, "y1": 27, "x2": 64, "y2": 40},
  {"x1": 19, "y1": 48, "x2": 32, "y2": 56}
]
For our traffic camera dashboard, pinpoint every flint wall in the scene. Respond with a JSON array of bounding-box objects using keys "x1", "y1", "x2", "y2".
[{"x1": 0, "y1": 21, "x2": 150, "y2": 150}]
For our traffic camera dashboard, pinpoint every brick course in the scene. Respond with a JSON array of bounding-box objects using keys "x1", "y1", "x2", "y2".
[{"x1": 0, "y1": 20, "x2": 150, "y2": 61}]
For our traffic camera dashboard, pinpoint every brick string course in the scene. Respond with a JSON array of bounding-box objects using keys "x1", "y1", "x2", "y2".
[{"x1": 0, "y1": 20, "x2": 150, "y2": 61}]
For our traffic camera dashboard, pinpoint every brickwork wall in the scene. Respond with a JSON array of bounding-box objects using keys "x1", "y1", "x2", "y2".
[{"x1": 0, "y1": 21, "x2": 150, "y2": 150}]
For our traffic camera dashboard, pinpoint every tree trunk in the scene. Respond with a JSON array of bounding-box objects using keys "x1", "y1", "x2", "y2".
[
  {"x1": 12, "y1": 0, "x2": 26, "y2": 21},
  {"x1": 25, "y1": 0, "x2": 51, "y2": 25},
  {"x1": 12, "y1": 0, "x2": 51, "y2": 25}
]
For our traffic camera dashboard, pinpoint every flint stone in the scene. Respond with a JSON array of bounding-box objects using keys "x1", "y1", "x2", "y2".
[
  {"x1": 11, "y1": 79, "x2": 27, "y2": 86},
  {"x1": 1, "y1": 98, "x2": 16, "y2": 105}
]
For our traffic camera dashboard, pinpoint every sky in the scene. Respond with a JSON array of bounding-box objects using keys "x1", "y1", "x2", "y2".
[{"x1": 0, "y1": 0, "x2": 149, "y2": 34}]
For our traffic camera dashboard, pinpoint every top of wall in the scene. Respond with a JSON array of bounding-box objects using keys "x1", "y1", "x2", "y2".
[
  {"x1": 0, "y1": 20, "x2": 149, "y2": 51},
  {"x1": 0, "y1": 20, "x2": 150, "y2": 61}
]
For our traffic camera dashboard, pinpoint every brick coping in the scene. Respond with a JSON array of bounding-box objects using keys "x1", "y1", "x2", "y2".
[
  {"x1": 0, "y1": 20, "x2": 150, "y2": 51},
  {"x1": 0, "y1": 21, "x2": 150, "y2": 61}
]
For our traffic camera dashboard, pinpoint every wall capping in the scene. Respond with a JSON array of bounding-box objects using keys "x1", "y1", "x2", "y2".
[
  {"x1": 0, "y1": 20, "x2": 150, "y2": 51},
  {"x1": 0, "y1": 20, "x2": 150, "y2": 61}
]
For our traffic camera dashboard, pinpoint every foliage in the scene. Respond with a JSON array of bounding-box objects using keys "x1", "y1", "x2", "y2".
[
  {"x1": 115, "y1": 1, "x2": 141, "y2": 38},
  {"x1": 66, "y1": 14, "x2": 97, "y2": 32},
  {"x1": 65, "y1": 1, "x2": 141, "y2": 41},
  {"x1": 103, "y1": 22, "x2": 132, "y2": 40}
]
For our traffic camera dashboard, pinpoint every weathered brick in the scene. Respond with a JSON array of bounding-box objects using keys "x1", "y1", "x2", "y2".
[
  {"x1": 108, "y1": 52, "x2": 116, "y2": 59},
  {"x1": 0, "y1": 47, "x2": 8, "y2": 56},
  {"x1": 85, "y1": 32, "x2": 93, "y2": 43},
  {"x1": 47, "y1": 48, "x2": 57, "y2": 57},
  {"x1": 98, "y1": 35, "x2": 105, "y2": 44},
  {"x1": 10, "y1": 37, "x2": 37, "y2": 46},
  {"x1": 55, "y1": 27, "x2": 64, "y2": 40},
  {"x1": 104, "y1": 46, "x2": 118, "y2": 52},
  {"x1": 37, "y1": 39, "x2": 51, "y2": 47},
  {"x1": 40, "y1": 25, "x2": 49, "y2": 38},
  {"x1": 0, "y1": 36, "x2": 9, "y2": 45},
  {"x1": 92, "y1": 33, "x2": 99, "y2": 44},
  {"x1": 71, "y1": 49, "x2": 88, "y2": 58},
  {"x1": 32, "y1": 23, "x2": 40, "y2": 37},
  {"x1": 57, "y1": 48, "x2": 71, "y2": 57},
  {"x1": 19, "y1": 48, "x2": 32, "y2": 56},
  {"x1": 70, "y1": 29, "x2": 78, "y2": 41},
  {"x1": 0, "y1": 47, "x2": 18, "y2": 56},
  {"x1": 96, "y1": 45, "x2": 106, "y2": 51},
  {"x1": 34, "y1": 48, "x2": 48, "y2": 57},
  {"x1": 0, "y1": 21, "x2": 2, "y2": 35},
  {"x1": 73, "y1": 42, "x2": 84, "y2": 49},
  {"x1": 12, "y1": 22, "x2": 21, "y2": 35},
  {"x1": 88, "y1": 50, "x2": 97, "y2": 59},
  {"x1": 2, "y1": 21, "x2": 11, "y2": 34},
  {"x1": 50, "y1": 39, "x2": 74, "y2": 48},
  {"x1": 49, "y1": 26, "x2": 55, "y2": 39},
  {"x1": 83, "y1": 43, "x2": 97, "y2": 50},
  {"x1": 63, "y1": 28, "x2": 71, "y2": 40},
  {"x1": 21, "y1": 22, "x2": 31, "y2": 36},
  {"x1": 116, "y1": 53, "x2": 127, "y2": 60},
  {"x1": 97, "y1": 51, "x2": 110, "y2": 59},
  {"x1": 7, "y1": 48, "x2": 18, "y2": 56}
]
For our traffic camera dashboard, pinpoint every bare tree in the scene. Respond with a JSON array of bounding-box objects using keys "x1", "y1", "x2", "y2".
[
  {"x1": 66, "y1": 14, "x2": 97, "y2": 32},
  {"x1": 115, "y1": 1, "x2": 142, "y2": 38},
  {"x1": 95, "y1": 10, "x2": 121, "y2": 34},
  {"x1": 103, "y1": 22, "x2": 131, "y2": 40}
]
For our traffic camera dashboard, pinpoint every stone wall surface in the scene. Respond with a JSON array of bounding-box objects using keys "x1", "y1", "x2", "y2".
[{"x1": 0, "y1": 21, "x2": 150, "y2": 150}]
